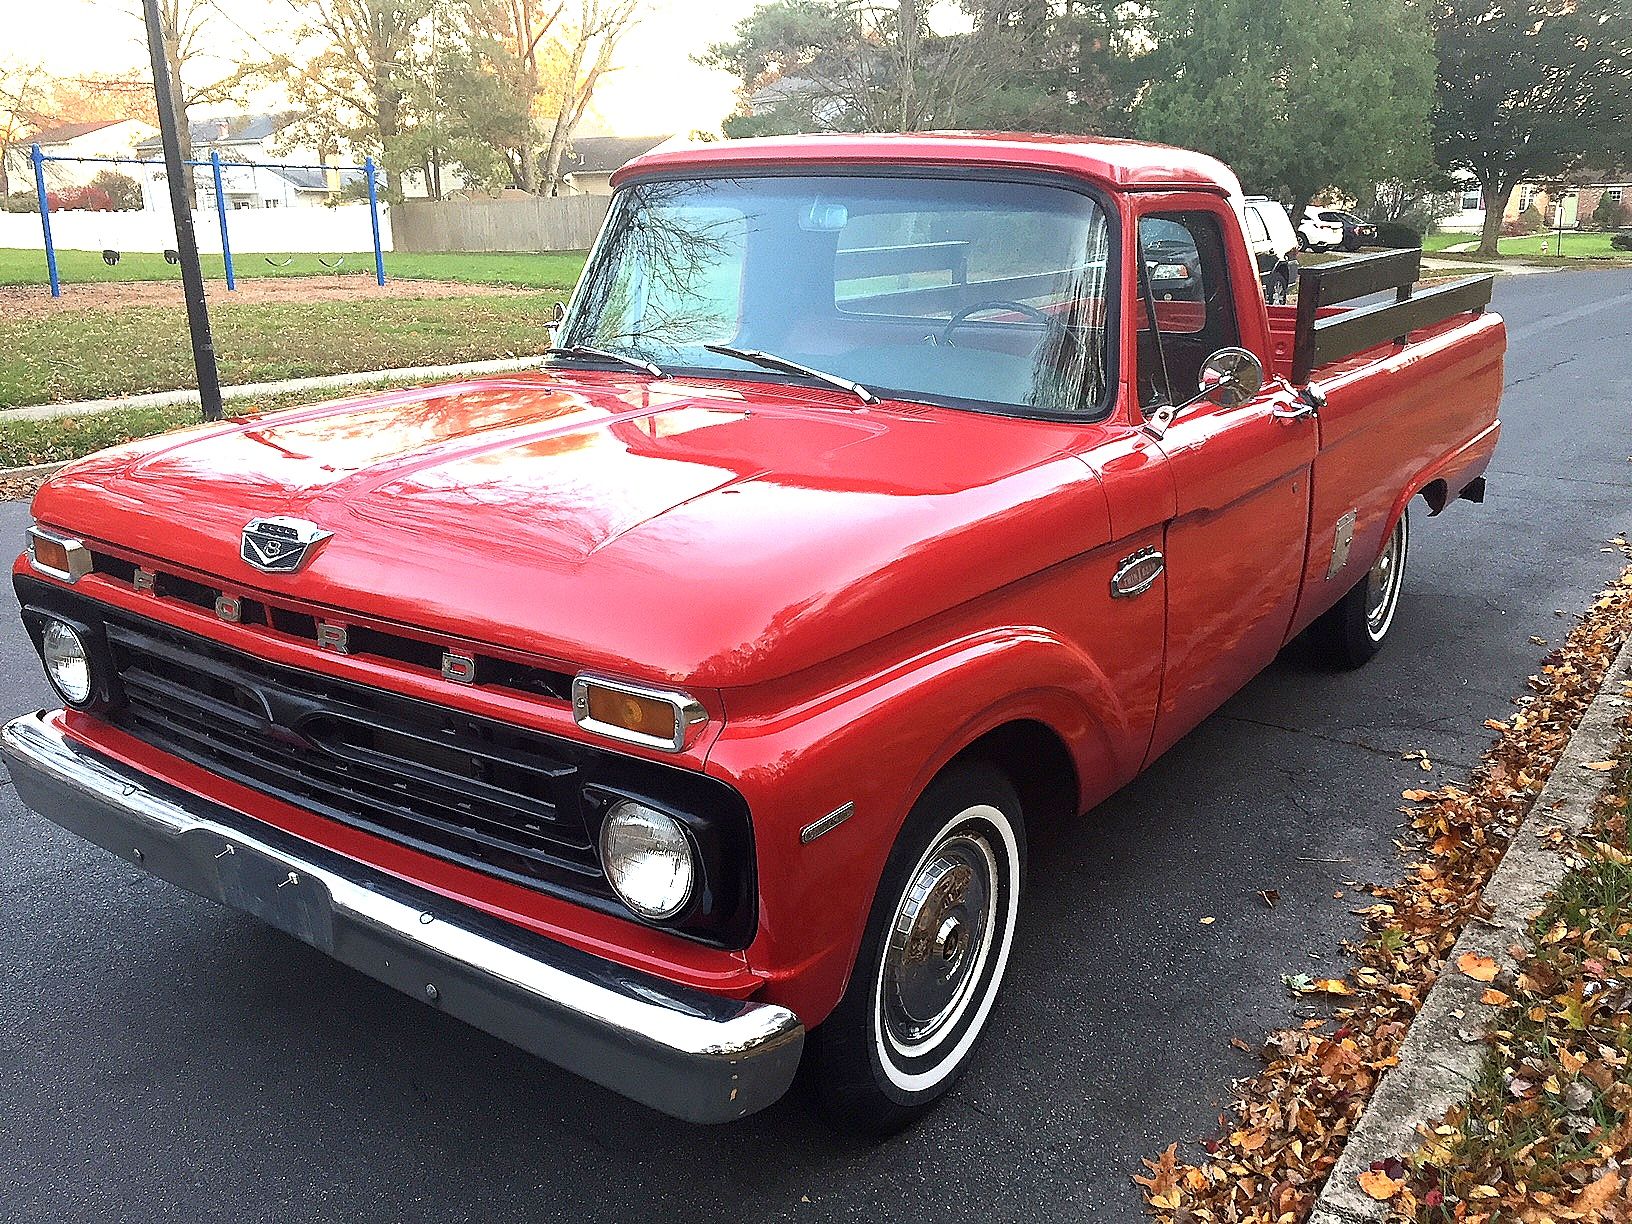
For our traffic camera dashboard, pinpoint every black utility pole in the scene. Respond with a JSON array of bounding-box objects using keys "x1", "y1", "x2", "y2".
[{"x1": 142, "y1": 0, "x2": 223, "y2": 422}]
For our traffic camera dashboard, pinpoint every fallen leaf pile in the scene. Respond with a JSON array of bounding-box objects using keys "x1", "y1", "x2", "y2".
[
  {"x1": 1392, "y1": 747, "x2": 1632, "y2": 1220},
  {"x1": 1139, "y1": 558, "x2": 1632, "y2": 1221}
]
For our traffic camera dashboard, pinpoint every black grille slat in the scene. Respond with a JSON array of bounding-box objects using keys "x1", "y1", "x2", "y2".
[
  {"x1": 126, "y1": 692, "x2": 592, "y2": 862},
  {"x1": 102, "y1": 613, "x2": 607, "y2": 893},
  {"x1": 119, "y1": 700, "x2": 602, "y2": 880}
]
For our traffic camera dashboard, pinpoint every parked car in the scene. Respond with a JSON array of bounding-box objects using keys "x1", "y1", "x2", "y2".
[
  {"x1": 1317, "y1": 208, "x2": 1379, "y2": 252},
  {"x1": 1242, "y1": 196, "x2": 1300, "y2": 302},
  {"x1": 6, "y1": 134, "x2": 1505, "y2": 1137},
  {"x1": 1298, "y1": 208, "x2": 1347, "y2": 251}
]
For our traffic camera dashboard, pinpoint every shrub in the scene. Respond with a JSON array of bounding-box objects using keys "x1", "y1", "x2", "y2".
[
  {"x1": 1612, "y1": 232, "x2": 1632, "y2": 252},
  {"x1": 46, "y1": 185, "x2": 115, "y2": 212},
  {"x1": 2, "y1": 191, "x2": 39, "y2": 214},
  {"x1": 88, "y1": 170, "x2": 142, "y2": 211},
  {"x1": 1516, "y1": 204, "x2": 1546, "y2": 233},
  {"x1": 1373, "y1": 221, "x2": 1423, "y2": 249}
]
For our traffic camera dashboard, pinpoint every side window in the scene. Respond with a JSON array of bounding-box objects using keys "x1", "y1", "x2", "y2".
[{"x1": 1135, "y1": 210, "x2": 1242, "y2": 411}]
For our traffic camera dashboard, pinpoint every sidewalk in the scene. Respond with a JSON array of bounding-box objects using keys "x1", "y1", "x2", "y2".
[{"x1": 0, "y1": 353, "x2": 551, "y2": 424}]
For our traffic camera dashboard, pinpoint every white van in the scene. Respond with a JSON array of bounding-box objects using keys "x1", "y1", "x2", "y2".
[{"x1": 1242, "y1": 197, "x2": 1300, "y2": 303}]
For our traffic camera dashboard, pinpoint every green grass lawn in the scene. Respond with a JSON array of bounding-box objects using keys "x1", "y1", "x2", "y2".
[
  {"x1": 0, "y1": 297, "x2": 555, "y2": 407},
  {"x1": 0, "y1": 247, "x2": 588, "y2": 291},
  {"x1": 1424, "y1": 231, "x2": 1631, "y2": 259},
  {"x1": 0, "y1": 378, "x2": 447, "y2": 467}
]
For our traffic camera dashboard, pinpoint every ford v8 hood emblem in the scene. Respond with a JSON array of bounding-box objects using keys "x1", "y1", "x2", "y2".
[{"x1": 241, "y1": 516, "x2": 332, "y2": 574}]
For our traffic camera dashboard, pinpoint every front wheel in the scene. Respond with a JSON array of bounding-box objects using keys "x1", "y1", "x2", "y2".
[
  {"x1": 1313, "y1": 508, "x2": 1409, "y2": 668},
  {"x1": 805, "y1": 762, "x2": 1025, "y2": 1135}
]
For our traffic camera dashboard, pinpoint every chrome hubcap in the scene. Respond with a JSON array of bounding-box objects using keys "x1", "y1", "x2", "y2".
[
  {"x1": 1365, "y1": 518, "x2": 1406, "y2": 637},
  {"x1": 881, "y1": 832, "x2": 996, "y2": 1051}
]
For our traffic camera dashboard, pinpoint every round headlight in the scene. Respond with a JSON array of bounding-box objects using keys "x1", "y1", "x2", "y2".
[
  {"x1": 599, "y1": 800, "x2": 695, "y2": 920},
  {"x1": 41, "y1": 619, "x2": 92, "y2": 705}
]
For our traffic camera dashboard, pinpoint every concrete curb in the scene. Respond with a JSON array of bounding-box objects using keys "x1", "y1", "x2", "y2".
[
  {"x1": 0, "y1": 354, "x2": 551, "y2": 424},
  {"x1": 1310, "y1": 633, "x2": 1632, "y2": 1222},
  {"x1": 0, "y1": 461, "x2": 67, "y2": 481}
]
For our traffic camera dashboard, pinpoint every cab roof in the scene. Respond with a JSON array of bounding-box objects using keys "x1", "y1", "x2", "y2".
[{"x1": 614, "y1": 132, "x2": 1243, "y2": 195}]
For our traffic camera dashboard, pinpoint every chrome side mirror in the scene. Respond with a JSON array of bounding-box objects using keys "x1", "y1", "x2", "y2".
[
  {"x1": 547, "y1": 300, "x2": 567, "y2": 340},
  {"x1": 1197, "y1": 346, "x2": 1264, "y2": 408},
  {"x1": 1144, "y1": 346, "x2": 1266, "y2": 440}
]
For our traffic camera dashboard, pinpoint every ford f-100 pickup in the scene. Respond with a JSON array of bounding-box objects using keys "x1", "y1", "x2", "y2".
[{"x1": 5, "y1": 133, "x2": 1503, "y2": 1133}]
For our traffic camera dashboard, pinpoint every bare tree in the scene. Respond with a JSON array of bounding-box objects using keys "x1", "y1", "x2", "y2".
[
  {"x1": 0, "y1": 59, "x2": 51, "y2": 200},
  {"x1": 538, "y1": 0, "x2": 642, "y2": 194},
  {"x1": 131, "y1": 1, "x2": 261, "y2": 203}
]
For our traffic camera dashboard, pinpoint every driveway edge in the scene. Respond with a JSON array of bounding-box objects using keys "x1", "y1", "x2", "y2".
[{"x1": 1310, "y1": 632, "x2": 1632, "y2": 1222}]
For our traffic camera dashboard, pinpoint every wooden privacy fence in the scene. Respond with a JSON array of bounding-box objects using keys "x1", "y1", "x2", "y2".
[{"x1": 391, "y1": 195, "x2": 611, "y2": 253}]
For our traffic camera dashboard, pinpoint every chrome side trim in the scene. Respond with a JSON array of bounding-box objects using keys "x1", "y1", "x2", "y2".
[
  {"x1": 571, "y1": 674, "x2": 708, "y2": 753},
  {"x1": 1110, "y1": 547, "x2": 1165, "y2": 599},
  {"x1": 26, "y1": 525, "x2": 91, "y2": 584},
  {"x1": 800, "y1": 802, "x2": 855, "y2": 845},
  {"x1": 1, "y1": 712, "x2": 803, "y2": 1123}
]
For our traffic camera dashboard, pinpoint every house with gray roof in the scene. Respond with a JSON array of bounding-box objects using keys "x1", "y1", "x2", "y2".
[{"x1": 134, "y1": 113, "x2": 363, "y2": 211}]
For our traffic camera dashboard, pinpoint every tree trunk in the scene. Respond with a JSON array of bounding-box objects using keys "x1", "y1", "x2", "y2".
[
  {"x1": 160, "y1": 23, "x2": 196, "y2": 206},
  {"x1": 897, "y1": 0, "x2": 919, "y2": 130},
  {"x1": 1476, "y1": 172, "x2": 1512, "y2": 257},
  {"x1": 0, "y1": 156, "x2": 10, "y2": 202}
]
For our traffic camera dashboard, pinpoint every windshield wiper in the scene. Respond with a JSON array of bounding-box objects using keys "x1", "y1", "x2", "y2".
[
  {"x1": 703, "y1": 343, "x2": 878, "y2": 405},
  {"x1": 547, "y1": 345, "x2": 666, "y2": 378}
]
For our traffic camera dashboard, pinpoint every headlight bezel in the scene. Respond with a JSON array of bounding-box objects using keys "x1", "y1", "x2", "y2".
[
  {"x1": 19, "y1": 605, "x2": 115, "y2": 711},
  {"x1": 40, "y1": 618, "x2": 93, "y2": 705},
  {"x1": 597, "y1": 797, "x2": 699, "y2": 921}
]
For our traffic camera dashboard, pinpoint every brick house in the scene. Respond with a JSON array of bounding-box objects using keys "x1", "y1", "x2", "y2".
[{"x1": 1576, "y1": 182, "x2": 1631, "y2": 227}]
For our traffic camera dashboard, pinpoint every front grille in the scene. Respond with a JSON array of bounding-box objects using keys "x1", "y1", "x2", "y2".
[
  {"x1": 87, "y1": 549, "x2": 575, "y2": 702},
  {"x1": 15, "y1": 576, "x2": 758, "y2": 947},
  {"x1": 103, "y1": 613, "x2": 608, "y2": 891}
]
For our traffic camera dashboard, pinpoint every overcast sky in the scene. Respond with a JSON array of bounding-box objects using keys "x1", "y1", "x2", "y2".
[{"x1": 5, "y1": 0, "x2": 759, "y2": 139}]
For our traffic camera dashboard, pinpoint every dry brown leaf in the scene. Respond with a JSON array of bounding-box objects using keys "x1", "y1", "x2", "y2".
[
  {"x1": 1358, "y1": 1169, "x2": 1404, "y2": 1200},
  {"x1": 1458, "y1": 952, "x2": 1500, "y2": 982}
]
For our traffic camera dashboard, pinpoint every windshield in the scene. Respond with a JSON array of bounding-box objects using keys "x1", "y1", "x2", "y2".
[{"x1": 559, "y1": 174, "x2": 1115, "y2": 415}]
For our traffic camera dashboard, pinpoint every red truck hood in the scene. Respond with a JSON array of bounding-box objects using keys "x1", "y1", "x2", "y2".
[{"x1": 34, "y1": 371, "x2": 1110, "y2": 687}]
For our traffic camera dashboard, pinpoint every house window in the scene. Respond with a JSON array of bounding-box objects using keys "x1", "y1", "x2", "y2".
[
  {"x1": 1610, "y1": 187, "x2": 1624, "y2": 203},
  {"x1": 1461, "y1": 187, "x2": 1482, "y2": 211},
  {"x1": 1517, "y1": 185, "x2": 1537, "y2": 212}
]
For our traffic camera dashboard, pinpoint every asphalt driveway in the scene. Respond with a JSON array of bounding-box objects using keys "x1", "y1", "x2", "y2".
[{"x1": 2, "y1": 268, "x2": 1628, "y2": 1222}]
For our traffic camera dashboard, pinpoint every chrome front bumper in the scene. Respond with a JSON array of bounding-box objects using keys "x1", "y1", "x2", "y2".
[{"x1": 1, "y1": 712, "x2": 803, "y2": 1123}]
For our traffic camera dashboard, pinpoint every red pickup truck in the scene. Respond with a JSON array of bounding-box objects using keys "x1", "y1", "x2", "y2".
[{"x1": 5, "y1": 134, "x2": 1503, "y2": 1134}]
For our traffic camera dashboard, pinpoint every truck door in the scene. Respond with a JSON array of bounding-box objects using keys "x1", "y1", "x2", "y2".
[{"x1": 1132, "y1": 203, "x2": 1318, "y2": 762}]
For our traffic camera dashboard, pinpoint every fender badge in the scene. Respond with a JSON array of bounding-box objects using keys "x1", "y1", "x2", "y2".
[
  {"x1": 1110, "y1": 548, "x2": 1164, "y2": 598},
  {"x1": 241, "y1": 516, "x2": 332, "y2": 574}
]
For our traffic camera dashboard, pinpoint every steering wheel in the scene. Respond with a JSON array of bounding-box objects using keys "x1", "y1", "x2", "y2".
[{"x1": 939, "y1": 299, "x2": 1056, "y2": 348}]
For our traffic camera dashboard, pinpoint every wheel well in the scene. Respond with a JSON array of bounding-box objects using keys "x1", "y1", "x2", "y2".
[{"x1": 952, "y1": 719, "x2": 1079, "y2": 831}]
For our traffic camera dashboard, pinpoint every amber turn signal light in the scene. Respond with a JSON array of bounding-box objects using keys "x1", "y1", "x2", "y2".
[
  {"x1": 571, "y1": 676, "x2": 706, "y2": 753},
  {"x1": 27, "y1": 525, "x2": 91, "y2": 583}
]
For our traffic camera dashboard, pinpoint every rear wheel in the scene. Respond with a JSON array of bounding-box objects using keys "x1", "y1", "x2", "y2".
[
  {"x1": 805, "y1": 762, "x2": 1025, "y2": 1135},
  {"x1": 1313, "y1": 508, "x2": 1409, "y2": 668}
]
